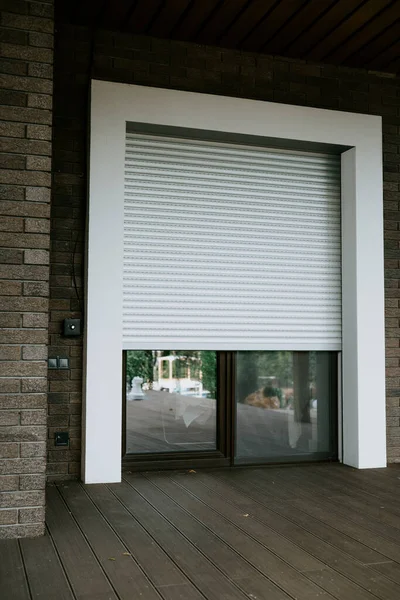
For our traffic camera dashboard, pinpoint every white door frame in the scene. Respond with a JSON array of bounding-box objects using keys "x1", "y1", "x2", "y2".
[{"x1": 84, "y1": 80, "x2": 385, "y2": 483}]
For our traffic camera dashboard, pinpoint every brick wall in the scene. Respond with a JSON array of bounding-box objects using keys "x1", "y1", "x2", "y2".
[
  {"x1": 0, "y1": 0, "x2": 53, "y2": 538},
  {"x1": 50, "y1": 20, "x2": 400, "y2": 480}
]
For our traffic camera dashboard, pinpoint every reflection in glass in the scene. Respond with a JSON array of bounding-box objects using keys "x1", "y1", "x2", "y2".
[
  {"x1": 126, "y1": 351, "x2": 217, "y2": 454},
  {"x1": 235, "y1": 351, "x2": 337, "y2": 463}
]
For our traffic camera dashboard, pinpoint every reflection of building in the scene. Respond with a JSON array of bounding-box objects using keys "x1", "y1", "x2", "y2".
[{"x1": 154, "y1": 355, "x2": 205, "y2": 398}]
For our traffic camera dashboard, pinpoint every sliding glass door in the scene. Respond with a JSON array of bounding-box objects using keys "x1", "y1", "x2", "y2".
[
  {"x1": 235, "y1": 351, "x2": 338, "y2": 464},
  {"x1": 123, "y1": 350, "x2": 338, "y2": 467},
  {"x1": 125, "y1": 351, "x2": 218, "y2": 455}
]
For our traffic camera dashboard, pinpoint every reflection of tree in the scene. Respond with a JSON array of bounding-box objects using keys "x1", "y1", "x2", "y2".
[
  {"x1": 308, "y1": 352, "x2": 316, "y2": 387},
  {"x1": 293, "y1": 352, "x2": 311, "y2": 423},
  {"x1": 237, "y1": 351, "x2": 318, "y2": 399},
  {"x1": 126, "y1": 351, "x2": 154, "y2": 388},
  {"x1": 237, "y1": 351, "x2": 296, "y2": 402},
  {"x1": 200, "y1": 351, "x2": 217, "y2": 398},
  {"x1": 237, "y1": 351, "x2": 260, "y2": 401}
]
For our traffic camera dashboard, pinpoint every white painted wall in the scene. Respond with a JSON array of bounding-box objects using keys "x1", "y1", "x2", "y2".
[{"x1": 85, "y1": 80, "x2": 385, "y2": 482}]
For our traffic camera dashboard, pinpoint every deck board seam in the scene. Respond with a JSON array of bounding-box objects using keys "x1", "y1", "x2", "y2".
[
  {"x1": 105, "y1": 480, "x2": 211, "y2": 600},
  {"x1": 74, "y1": 479, "x2": 191, "y2": 600},
  {"x1": 264, "y1": 468, "x2": 400, "y2": 555},
  {"x1": 305, "y1": 466, "x2": 400, "y2": 517},
  {"x1": 285, "y1": 465, "x2": 400, "y2": 509},
  {"x1": 121, "y1": 473, "x2": 290, "y2": 600},
  {"x1": 143, "y1": 471, "x2": 395, "y2": 600},
  {"x1": 129, "y1": 472, "x2": 331, "y2": 600},
  {"x1": 191, "y1": 470, "x2": 400, "y2": 592},
  {"x1": 17, "y1": 539, "x2": 33, "y2": 600},
  {"x1": 52, "y1": 483, "x2": 122, "y2": 600},
  {"x1": 225, "y1": 468, "x2": 400, "y2": 560},
  {"x1": 75, "y1": 480, "x2": 166, "y2": 600},
  {"x1": 34, "y1": 523, "x2": 78, "y2": 600}
]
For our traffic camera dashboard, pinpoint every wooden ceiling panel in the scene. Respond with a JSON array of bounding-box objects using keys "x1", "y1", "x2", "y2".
[
  {"x1": 169, "y1": 0, "x2": 220, "y2": 40},
  {"x1": 62, "y1": 0, "x2": 400, "y2": 74},
  {"x1": 262, "y1": 0, "x2": 337, "y2": 56},
  {"x1": 327, "y1": 2, "x2": 400, "y2": 64},
  {"x1": 148, "y1": 0, "x2": 192, "y2": 37},
  {"x1": 370, "y1": 39, "x2": 400, "y2": 71},
  {"x1": 197, "y1": 0, "x2": 252, "y2": 45},
  {"x1": 348, "y1": 20, "x2": 400, "y2": 69},
  {"x1": 282, "y1": 0, "x2": 366, "y2": 58},
  {"x1": 126, "y1": 0, "x2": 164, "y2": 32},
  {"x1": 241, "y1": 0, "x2": 309, "y2": 52},
  {"x1": 308, "y1": 0, "x2": 394, "y2": 62},
  {"x1": 218, "y1": 0, "x2": 277, "y2": 48},
  {"x1": 386, "y1": 54, "x2": 400, "y2": 74}
]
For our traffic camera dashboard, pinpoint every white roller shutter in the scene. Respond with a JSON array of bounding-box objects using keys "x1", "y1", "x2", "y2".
[{"x1": 123, "y1": 132, "x2": 341, "y2": 351}]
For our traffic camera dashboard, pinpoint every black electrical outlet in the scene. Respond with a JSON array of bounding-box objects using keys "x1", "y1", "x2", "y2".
[
  {"x1": 55, "y1": 432, "x2": 69, "y2": 447},
  {"x1": 63, "y1": 318, "x2": 81, "y2": 337}
]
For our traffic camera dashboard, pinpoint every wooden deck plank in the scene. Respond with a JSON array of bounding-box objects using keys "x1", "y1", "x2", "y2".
[
  {"x1": 146, "y1": 472, "x2": 389, "y2": 600},
  {"x1": 210, "y1": 469, "x2": 389, "y2": 565},
  {"x1": 111, "y1": 478, "x2": 272, "y2": 600},
  {"x1": 308, "y1": 465, "x2": 400, "y2": 515},
  {"x1": 2, "y1": 465, "x2": 400, "y2": 600},
  {"x1": 277, "y1": 465, "x2": 400, "y2": 516},
  {"x1": 58, "y1": 481, "x2": 162, "y2": 600},
  {"x1": 312, "y1": 464, "x2": 400, "y2": 490},
  {"x1": 172, "y1": 471, "x2": 400, "y2": 600},
  {"x1": 125, "y1": 472, "x2": 334, "y2": 600},
  {"x1": 297, "y1": 464, "x2": 400, "y2": 503},
  {"x1": 20, "y1": 531, "x2": 75, "y2": 600},
  {"x1": 146, "y1": 471, "x2": 323, "y2": 572},
  {"x1": 46, "y1": 485, "x2": 119, "y2": 600},
  {"x1": 306, "y1": 478, "x2": 400, "y2": 531},
  {"x1": 0, "y1": 539, "x2": 31, "y2": 600},
  {"x1": 373, "y1": 561, "x2": 400, "y2": 586},
  {"x1": 262, "y1": 467, "x2": 400, "y2": 557},
  {"x1": 289, "y1": 467, "x2": 400, "y2": 541},
  {"x1": 239, "y1": 468, "x2": 400, "y2": 563},
  {"x1": 84, "y1": 482, "x2": 206, "y2": 600},
  {"x1": 249, "y1": 466, "x2": 400, "y2": 541},
  {"x1": 370, "y1": 466, "x2": 400, "y2": 481}
]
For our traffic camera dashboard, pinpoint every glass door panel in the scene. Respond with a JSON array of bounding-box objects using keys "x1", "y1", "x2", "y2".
[
  {"x1": 125, "y1": 350, "x2": 217, "y2": 454},
  {"x1": 235, "y1": 351, "x2": 337, "y2": 464}
]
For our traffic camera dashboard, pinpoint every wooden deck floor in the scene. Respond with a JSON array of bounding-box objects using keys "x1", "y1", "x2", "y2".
[{"x1": 2, "y1": 464, "x2": 400, "y2": 600}]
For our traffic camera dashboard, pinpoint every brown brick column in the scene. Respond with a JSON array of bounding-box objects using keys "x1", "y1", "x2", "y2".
[{"x1": 0, "y1": 0, "x2": 53, "y2": 538}]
